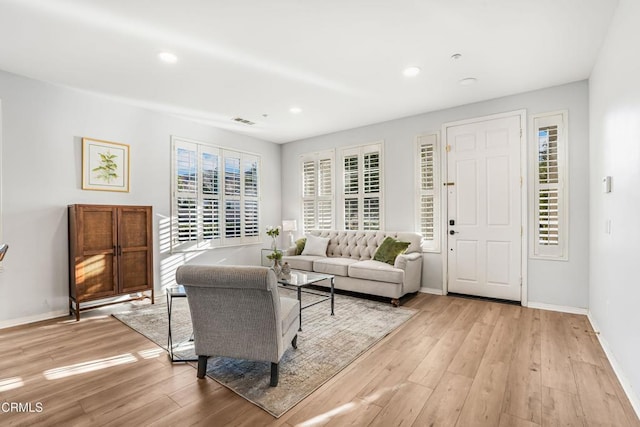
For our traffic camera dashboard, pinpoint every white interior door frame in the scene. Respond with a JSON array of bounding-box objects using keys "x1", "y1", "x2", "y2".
[{"x1": 440, "y1": 110, "x2": 528, "y2": 306}]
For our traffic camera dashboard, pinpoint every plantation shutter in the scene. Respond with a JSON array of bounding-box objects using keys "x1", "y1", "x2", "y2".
[
  {"x1": 175, "y1": 144, "x2": 198, "y2": 242},
  {"x1": 531, "y1": 112, "x2": 567, "y2": 259},
  {"x1": 341, "y1": 143, "x2": 383, "y2": 231},
  {"x1": 317, "y1": 158, "x2": 333, "y2": 230},
  {"x1": 417, "y1": 134, "x2": 440, "y2": 251},
  {"x1": 223, "y1": 153, "x2": 242, "y2": 241},
  {"x1": 300, "y1": 151, "x2": 335, "y2": 232},
  {"x1": 171, "y1": 137, "x2": 261, "y2": 251},
  {"x1": 201, "y1": 149, "x2": 220, "y2": 241},
  {"x1": 243, "y1": 155, "x2": 260, "y2": 237}
]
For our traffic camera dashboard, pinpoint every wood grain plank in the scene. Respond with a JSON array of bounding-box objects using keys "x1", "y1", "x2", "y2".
[
  {"x1": 498, "y1": 413, "x2": 540, "y2": 427},
  {"x1": 502, "y1": 308, "x2": 542, "y2": 424},
  {"x1": 368, "y1": 382, "x2": 433, "y2": 427},
  {"x1": 483, "y1": 304, "x2": 521, "y2": 363},
  {"x1": 447, "y1": 321, "x2": 494, "y2": 378},
  {"x1": 572, "y1": 360, "x2": 632, "y2": 427},
  {"x1": 282, "y1": 344, "x2": 401, "y2": 426},
  {"x1": 412, "y1": 371, "x2": 473, "y2": 427},
  {"x1": 407, "y1": 328, "x2": 468, "y2": 388},
  {"x1": 541, "y1": 309, "x2": 578, "y2": 394},
  {"x1": 541, "y1": 386, "x2": 586, "y2": 427},
  {"x1": 357, "y1": 334, "x2": 437, "y2": 407},
  {"x1": 598, "y1": 357, "x2": 640, "y2": 427},
  {"x1": 101, "y1": 395, "x2": 181, "y2": 427},
  {"x1": 564, "y1": 313, "x2": 604, "y2": 367},
  {"x1": 456, "y1": 359, "x2": 509, "y2": 427}
]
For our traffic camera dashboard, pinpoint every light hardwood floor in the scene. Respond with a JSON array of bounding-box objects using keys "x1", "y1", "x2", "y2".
[{"x1": 1, "y1": 293, "x2": 638, "y2": 426}]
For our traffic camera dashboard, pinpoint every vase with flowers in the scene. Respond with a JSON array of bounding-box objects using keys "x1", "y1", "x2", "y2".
[{"x1": 265, "y1": 225, "x2": 283, "y2": 276}]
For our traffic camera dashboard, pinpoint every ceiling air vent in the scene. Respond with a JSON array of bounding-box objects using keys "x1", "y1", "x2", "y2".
[{"x1": 232, "y1": 117, "x2": 255, "y2": 126}]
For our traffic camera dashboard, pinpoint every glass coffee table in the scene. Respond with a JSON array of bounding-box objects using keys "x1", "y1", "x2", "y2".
[{"x1": 277, "y1": 270, "x2": 335, "y2": 331}]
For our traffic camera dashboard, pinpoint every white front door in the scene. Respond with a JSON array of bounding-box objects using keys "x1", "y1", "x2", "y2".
[{"x1": 446, "y1": 114, "x2": 522, "y2": 301}]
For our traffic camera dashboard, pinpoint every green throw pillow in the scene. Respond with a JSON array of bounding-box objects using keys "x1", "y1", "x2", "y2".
[
  {"x1": 373, "y1": 237, "x2": 410, "y2": 265},
  {"x1": 295, "y1": 238, "x2": 307, "y2": 255}
]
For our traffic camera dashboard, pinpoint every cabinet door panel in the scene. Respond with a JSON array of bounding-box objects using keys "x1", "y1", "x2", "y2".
[
  {"x1": 76, "y1": 206, "x2": 118, "y2": 299},
  {"x1": 82, "y1": 210, "x2": 116, "y2": 253},
  {"x1": 119, "y1": 208, "x2": 149, "y2": 248},
  {"x1": 120, "y1": 250, "x2": 151, "y2": 293},
  {"x1": 118, "y1": 206, "x2": 153, "y2": 294},
  {"x1": 77, "y1": 254, "x2": 116, "y2": 298}
]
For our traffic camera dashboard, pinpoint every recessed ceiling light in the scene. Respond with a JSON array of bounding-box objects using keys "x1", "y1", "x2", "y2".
[
  {"x1": 459, "y1": 77, "x2": 478, "y2": 86},
  {"x1": 403, "y1": 66, "x2": 421, "y2": 77},
  {"x1": 289, "y1": 107, "x2": 302, "y2": 114},
  {"x1": 158, "y1": 52, "x2": 178, "y2": 63}
]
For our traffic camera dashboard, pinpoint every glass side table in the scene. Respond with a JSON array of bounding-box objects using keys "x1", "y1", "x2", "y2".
[
  {"x1": 261, "y1": 248, "x2": 283, "y2": 266},
  {"x1": 277, "y1": 270, "x2": 335, "y2": 332},
  {"x1": 166, "y1": 285, "x2": 197, "y2": 362}
]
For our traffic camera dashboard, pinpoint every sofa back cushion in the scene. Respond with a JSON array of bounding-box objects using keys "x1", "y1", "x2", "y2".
[{"x1": 305, "y1": 230, "x2": 422, "y2": 261}]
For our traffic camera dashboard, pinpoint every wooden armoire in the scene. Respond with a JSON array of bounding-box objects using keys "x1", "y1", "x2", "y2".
[{"x1": 68, "y1": 204, "x2": 154, "y2": 320}]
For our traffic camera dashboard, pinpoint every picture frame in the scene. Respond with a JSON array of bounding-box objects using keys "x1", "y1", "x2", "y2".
[{"x1": 82, "y1": 137, "x2": 130, "y2": 192}]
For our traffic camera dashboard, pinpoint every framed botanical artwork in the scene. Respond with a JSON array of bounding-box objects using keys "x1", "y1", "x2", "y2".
[{"x1": 82, "y1": 137, "x2": 130, "y2": 192}]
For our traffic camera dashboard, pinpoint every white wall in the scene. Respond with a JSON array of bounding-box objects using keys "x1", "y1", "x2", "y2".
[
  {"x1": 281, "y1": 81, "x2": 590, "y2": 308},
  {"x1": 0, "y1": 70, "x2": 281, "y2": 328},
  {"x1": 589, "y1": 0, "x2": 640, "y2": 411}
]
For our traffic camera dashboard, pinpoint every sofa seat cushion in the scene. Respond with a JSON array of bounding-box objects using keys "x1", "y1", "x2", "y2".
[
  {"x1": 348, "y1": 260, "x2": 404, "y2": 284},
  {"x1": 281, "y1": 255, "x2": 323, "y2": 271},
  {"x1": 313, "y1": 257, "x2": 359, "y2": 276},
  {"x1": 279, "y1": 296, "x2": 300, "y2": 333}
]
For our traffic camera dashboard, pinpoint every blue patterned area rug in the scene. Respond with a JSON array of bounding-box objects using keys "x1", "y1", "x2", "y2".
[{"x1": 113, "y1": 288, "x2": 416, "y2": 418}]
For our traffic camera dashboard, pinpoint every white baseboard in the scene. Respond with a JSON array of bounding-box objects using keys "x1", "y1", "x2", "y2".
[
  {"x1": 587, "y1": 313, "x2": 640, "y2": 420},
  {"x1": 0, "y1": 309, "x2": 69, "y2": 330},
  {"x1": 526, "y1": 301, "x2": 588, "y2": 315},
  {"x1": 419, "y1": 287, "x2": 443, "y2": 295}
]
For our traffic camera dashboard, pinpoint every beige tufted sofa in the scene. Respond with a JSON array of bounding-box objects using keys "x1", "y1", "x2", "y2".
[{"x1": 282, "y1": 230, "x2": 423, "y2": 306}]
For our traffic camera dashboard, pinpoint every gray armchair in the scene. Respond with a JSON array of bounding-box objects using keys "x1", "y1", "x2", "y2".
[{"x1": 175, "y1": 265, "x2": 300, "y2": 386}]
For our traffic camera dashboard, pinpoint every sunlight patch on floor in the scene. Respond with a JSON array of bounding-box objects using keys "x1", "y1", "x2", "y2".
[
  {"x1": 297, "y1": 383, "x2": 406, "y2": 426},
  {"x1": 297, "y1": 402, "x2": 357, "y2": 427},
  {"x1": 0, "y1": 377, "x2": 24, "y2": 392},
  {"x1": 43, "y1": 353, "x2": 137, "y2": 380},
  {"x1": 138, "y1": 348, "x2": 164, "y2": 359}
]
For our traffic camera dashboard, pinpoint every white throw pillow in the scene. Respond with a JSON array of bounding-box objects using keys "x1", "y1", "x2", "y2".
[{"x1": 301, "y1": 234, "x2": 329, "y2": 257}]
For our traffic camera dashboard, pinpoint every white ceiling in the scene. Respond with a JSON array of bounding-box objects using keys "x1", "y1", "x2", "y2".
[{"x1": 0, "y1": 0, "x2": 618, "y2": 143}]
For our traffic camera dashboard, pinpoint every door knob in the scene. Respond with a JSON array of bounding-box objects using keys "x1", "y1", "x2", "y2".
[{"x1": 449, "y1": 230, "x2": 458, "y2": 235}]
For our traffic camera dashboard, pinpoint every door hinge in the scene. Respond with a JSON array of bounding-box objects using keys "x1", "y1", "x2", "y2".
[
  {"x1": 521, "y1": 226, "x2": 523, "y2": 236},
  {"x1": 446, "y1": 145, "x2": 451, "y2": 152},
  {"x1": 520, "y1": 176, "x2": 523, "y2": 186},
  {"x1": 520, "y1": 129, "x2": 523, "y2": 137}
]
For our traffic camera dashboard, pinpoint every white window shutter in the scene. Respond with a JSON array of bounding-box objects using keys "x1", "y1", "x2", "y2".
[
  {"x1": 300, "y1": 151, "x2": 335, "y2": 232},
  {"x1": 530, "y1": 112, "x2": 568, "y2": 260},
  {"x1": 171, "y1": 137, "x2": 261, "y2": 251},
  {"x1": 416, "y1": 133, "x2": 440, "y2": 251},
  {"x1": 340, "y1": 143, "x2": 383, "y2": 231}
]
